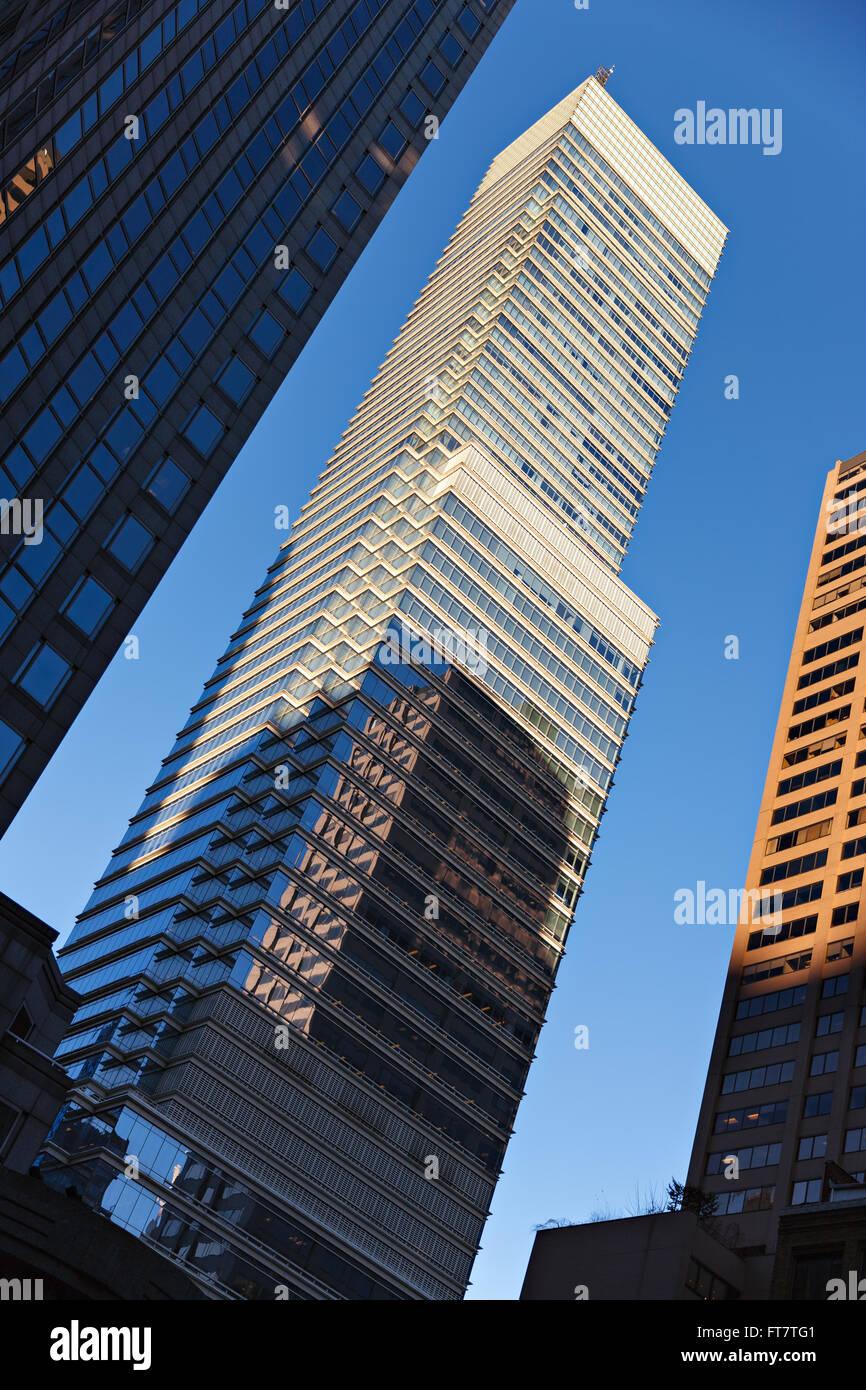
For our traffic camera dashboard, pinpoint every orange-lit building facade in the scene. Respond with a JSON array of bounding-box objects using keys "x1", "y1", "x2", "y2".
[{"x1": 688, "y1": 447, "x2": 866, "y2": 1297}]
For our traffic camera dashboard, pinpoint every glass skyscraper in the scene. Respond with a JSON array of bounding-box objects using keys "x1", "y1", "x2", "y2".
[
  {"x1": 0, "y1": 0, "x2": 514, "y2": 832},
  {"x1": 38, "y1": 74, "x2": 726, "y2": 1299}
]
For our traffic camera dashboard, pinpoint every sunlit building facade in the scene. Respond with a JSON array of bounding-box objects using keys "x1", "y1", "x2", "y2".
[
  {"x1": 688, "y1": 447, "x2": 866, "y2": 1298},
  {"x1": 0, "y1": 0, "x2": 514, "y2": 831},
  {"x1": 38, "y1": 75, "x2": 726, "y2": 1298}
]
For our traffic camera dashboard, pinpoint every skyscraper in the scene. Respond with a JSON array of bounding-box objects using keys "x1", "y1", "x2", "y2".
[
  {"x1": 0, "y1": 0, "x2": 515, "y2": 832},
  {"x1": 38, "y1": 75, "x2": 726, "y2": 1299},
  {"x1": 687, "y1": 447, "x2": 866, "y2": 1298}
]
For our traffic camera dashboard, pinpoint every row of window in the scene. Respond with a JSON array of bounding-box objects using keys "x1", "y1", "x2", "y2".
[
  {"x1": 809, "y1": 584, "x2": 866, "y2": 633},
  {"x1": 721, "y1": 1060, "x2": 794, "y2": 1094},
  {"x1": 759, "y1": 849, "x2": 827, "y2": 885},
  {"x1": 742, "y1": 949, "x2": 812, "y2": 986},
  {"x1": 801, "y1": 627, "x2": 862, "y2": 665},
  {"x1": 771, "y1": 786, "x2": 837, "y2": 825},
  {"x1": 791, "y1": 678, "x2": 855, "y2": 717},
  {"x1": 796, "y1": 651, "x2": 860, "y2": 690},
  {"x1": 706, "y1": 1142, "x2": 782, "y2": 1174},
  {"x1": 747, "y1": 913, "x2": 816, "y2": 951},
  {"x1": 765, "y1": 817, "x2": 832, "y2": 855},
  {"x1": 787, "y1": 700, "x2": 852, "y2": 744}
]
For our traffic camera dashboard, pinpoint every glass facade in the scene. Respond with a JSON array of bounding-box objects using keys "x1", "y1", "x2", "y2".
[
  {"x1": 38, "y1": 75, "x2": 726, "y2": 1297},
  {"x1": 0, "y1": 0, "x2": 514, "y2": 831}
]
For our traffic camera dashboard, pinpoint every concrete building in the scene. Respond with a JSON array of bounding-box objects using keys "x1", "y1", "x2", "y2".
[
  {"x1": 520, "y1": 1211, "x2": 743, "y2": 1301},
  {"x1": 0, "y1": 891, "x2": 202, "y2": 1298},
  {"x1": 0, "y1": 891, "x2": 78, "y2": 1171},
  {"x1": 521, "y1": 449, "x2": 866, "y2": 1302},
  {"x1": 687, "y1": 446, "x2": 866, "y2": 1296}
]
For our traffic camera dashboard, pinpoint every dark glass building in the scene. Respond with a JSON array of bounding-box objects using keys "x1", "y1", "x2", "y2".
[{"x1": 0, "y1": 0, "x2": 514, "y2": 831}]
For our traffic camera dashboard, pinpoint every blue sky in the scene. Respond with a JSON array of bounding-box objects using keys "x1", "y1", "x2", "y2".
[{"x1": 2, "y1": 0, "x2": 864, "y2": 1299}]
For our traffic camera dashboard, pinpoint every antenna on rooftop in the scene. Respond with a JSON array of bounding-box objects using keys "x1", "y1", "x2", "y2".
[{"x1": 595, "y1": 64, "x2": 615, "y2": 88}]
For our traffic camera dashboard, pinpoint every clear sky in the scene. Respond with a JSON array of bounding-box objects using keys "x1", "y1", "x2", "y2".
[{"x1": 2, "y1": 0, "x2": 864, "y2": 1300}]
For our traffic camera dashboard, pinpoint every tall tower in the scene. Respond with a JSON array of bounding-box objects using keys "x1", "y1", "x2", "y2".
[
  {"x1": 0, "y1": 0, "x2": 516, "y2": 832},
  {"x1": 689, "y1": 448, "x2": 866, "y2": 1297},
  {"x1": 39, "y1": 76, "x2": 726, "y2": 1299}
]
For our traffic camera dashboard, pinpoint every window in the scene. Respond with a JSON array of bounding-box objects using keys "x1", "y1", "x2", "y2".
[
  {"x1": 845, "y1": 1127, "x2": 866, "y2": 1153},
  {"x1": 810, "y1": 1051, "x2": 839, "y2": 1077},
  {"x1": 144, "y1": 357, "x2": 180, "y2": 407},
  {"x1": 713, "y1": 1185, "x2": 774, "y2": 1216},
  {"x1": 0, "y1": 345, "x2": 26, "y2": 403},
  {"x1": 439, "y1": 32, "x2": 465, "y2": 66},
  {"x1": 355, "y1": 154, "x2": 385, "y2": 194},
  {"x1": 792, "y1": 679, "x2": 855, "y2": 716},
  {"x1": 377, "y1": 120, "x2": 406, "y2": 160},
  {"x1": 827, "y1": 937, "x2": 855, "y2": 963},
  {"x1": 332, "y1": 190, "x2": 361, "y2": 232},
  {"x1": 249, "y1": 310, "x2": 283, "y2": 357},
  {"x1": 771, "y1": 787, "x2": 837, "y2": 824},
  {"x1": 9, "y1": 1005, "x2": 32, "y2": 1039},
  {"x1": 857, "y1": 1045, "x2": 866, "y2": 1068},
  {"x1": 217, "y1": 357, "x2": 255, "y2": 405},
  {"x1": 106, "y1": 515, "x2": 153, "y2": 571},
  {"x1": 400, "y1": 90, "x2": 426, "y2": 127},
  {"x1": 721, "y1": 1061, "x2": 794, "y2": 1094},
  {"x1": 182, "y1": 406, "x2": 224, "y2": 459},
  {"x1": 729, "y1": 1022, "x2": 800, "y2": 1056},
  {"x1": 836, "y1": 869, "x2": 862, "y2": 893},
  {"x1": 22, "y1": 408, "x2": 62, "y2": 464},
  {"x1": 790, "y1": 1179, "x2": 825, "y2": 1206},
  {"x1": 782, "y1": 733, "x2": 846, "y2": 768},
  {"x1": 760, "y1": 850, "x2": 827, "y2": 885},
  {"x1": 15, "y1": 643, "x2": 70, "y2": 705},
  {"x1": 822, "y1": 974, "x2": 849, "y2": 998},
  {"x1": 706, "y1": 1142, "x2": 781, "y2": 1174},
  {"x1": 82, "y1": 242, "x2": 112, "y2": 291},
  {"x1": 306, "y1": 228, "x2": 337, "y2": 271},
  {"x1": 714, "y1": 1101, "x2": 788, "y2": 1134},
  {"x1": 419, "y1": 59, "x2": 446, "y2": 95},
  {"x1": 735, "y1": 984, "x2": 807, "y2": 1020},
  {"x1": 742, "y1": 950, "x2": 812, "y2": 985},
  {"x1": 851, "y1": 1086, "x2": 866, "y2": 1110},
  {"x1": 458, "y1": 5, "x2": 481, "y2": 38},
  {"x1": 61, "y1": 464, "x2": 102, "y2": 520},
  {"x1": 797, "y1": 1133, "x2": 828, "y2": 1160},
  {"x1": 62, "y1": 577, "x2": 113, "y2": 635},
  {"x1": 802, "y1": 628, "x2": 863, "y2": 665},
  {"x1": 145, "y1": 459, "x2": 189, "y2": 512},
  {"x1": 777, "y1": 759, "x2": 841, "y2": 796},
  {"x1": 0, "y1": 719, "x2": 22, "y2": 776},
  {"x1": 804, "y1": 1092, "x2": 833, "y2": 1118},
  {"x1": 816, "y1": 1011, "x2": 844, "y2": 1036},
  {"x1": 797, "y1": 652, "x2": 859, "y2": 688},
  {"x1": 748, "y1": 915, "x2": 816, "y2": 950},
  {"x1": 278, "y1": 267, "x2": 313, "y2": 313},
  {"x1": 766, "y1": 818, "x2": 832, "y2": 854}
]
